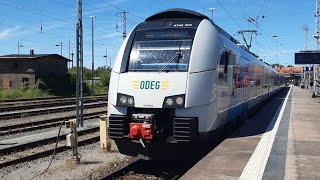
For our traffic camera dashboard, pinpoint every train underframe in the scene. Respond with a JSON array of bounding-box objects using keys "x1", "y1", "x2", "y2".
[{"x1": 109, "y1": 107, "x2": 200, "y2": 159}]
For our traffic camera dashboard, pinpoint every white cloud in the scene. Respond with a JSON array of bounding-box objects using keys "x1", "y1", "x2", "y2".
[
  {"x1": 0, "y1": 26, "x2": 20, "y2": 40},
  {"x1": 101, "y1": 31, "x2": 121, "y2": 39}
]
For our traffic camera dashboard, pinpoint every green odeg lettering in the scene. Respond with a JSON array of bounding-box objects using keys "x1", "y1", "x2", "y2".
[{"x1": 140, "y1": 81, "x2": 161, "y2": 90}]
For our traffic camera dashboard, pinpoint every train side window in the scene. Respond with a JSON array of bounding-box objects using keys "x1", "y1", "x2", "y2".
[{"x1": 218, "y1": 52, "x2": 230, "y2": 82}]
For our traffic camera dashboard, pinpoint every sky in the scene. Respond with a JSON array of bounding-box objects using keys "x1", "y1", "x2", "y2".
[{"x1": 0, "y1": 0, "x2": 317, "y2": 68}]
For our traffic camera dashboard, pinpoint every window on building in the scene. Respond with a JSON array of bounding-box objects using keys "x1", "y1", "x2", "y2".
[
  {"x1": 22, "y1": 78, "x2": 29, "y2": 87},
  {"x1": 12, "y1": 62, "x2": 18, "y2": 69}
]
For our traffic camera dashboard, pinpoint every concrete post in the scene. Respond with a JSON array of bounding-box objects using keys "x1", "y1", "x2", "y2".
[{"x1": 100, "y1": 115, "x2": 111, "y2": 151}]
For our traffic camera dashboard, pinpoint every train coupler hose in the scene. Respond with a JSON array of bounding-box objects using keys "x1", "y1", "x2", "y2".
[{"x1": 139, "y1": 138, "x2": 146, "y2": 148}]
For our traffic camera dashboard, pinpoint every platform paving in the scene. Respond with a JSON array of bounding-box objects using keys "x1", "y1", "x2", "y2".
[
  {"x1": 284, "y1": 87, "x2": 320, "y2": 179},
  {"x1": 181, "y1": 86, "x2": 320, "y2": 180},
  {"x1": 181, "y1": 89, "x2": 290, "y2": 180}
]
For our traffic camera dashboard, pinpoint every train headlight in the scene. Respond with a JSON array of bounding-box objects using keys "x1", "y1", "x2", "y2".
[
  {"x1": 120, "y1": 96, "x2": 127, "y2": 104},
  {"x1": 175, "y1": 97, "x2": 184, "y2": 105},
  {"x1": 166, "y1": 98, "x2": 174, "y2": 106},
  {"x1": 128, "y1": 97, "x2": 134, "y2": 105},
  {"x1": 117, "y1": 93, "x2": 134, "y2": 107},
  {"x1": 163, "y1": 95, "x2": 185, "y2": 108}
]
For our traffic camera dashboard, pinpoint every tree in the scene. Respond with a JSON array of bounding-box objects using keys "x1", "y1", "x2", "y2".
[{"x1": 271, "y1": 63, "x2": 284, "y2": 68}]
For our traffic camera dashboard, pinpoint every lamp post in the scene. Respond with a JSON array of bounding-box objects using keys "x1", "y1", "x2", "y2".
[
  {"x1": 55, "y1": 42, "x2": 63, "y2": 56},
  {"x1": 272, "y1": 35, "x2": 280, "y2": 65},
  {"x1": 71, "y1": 52, "x2": 75, "y2": 68},
  {"x1": 209, "y1": 8, "x2": 216, "y2": 20},
  {"x1": 103, "y1": 48, "x2": 108, "y2": 68},
  {"x1": 18, "y1": 42, "x2": 24, "y2": 54}
]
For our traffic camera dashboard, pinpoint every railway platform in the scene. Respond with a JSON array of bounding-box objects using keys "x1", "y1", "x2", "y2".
[{"x1": 181, "y1": 86, "x2": 320, "y2": 179}]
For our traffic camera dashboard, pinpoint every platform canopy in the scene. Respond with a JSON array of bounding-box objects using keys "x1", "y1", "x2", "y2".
[{"x1": 295, "y1": 51, "x2": 320, "y2": 64}]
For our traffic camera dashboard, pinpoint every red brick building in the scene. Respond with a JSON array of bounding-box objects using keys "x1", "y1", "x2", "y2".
[{"x1": 0, "y1": 51, "x2": 70, "y2": 89}]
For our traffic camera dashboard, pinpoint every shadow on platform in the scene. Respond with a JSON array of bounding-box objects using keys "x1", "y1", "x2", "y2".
[{"x1": 229, "y1": 88, "x2": 290, "y2": 139}]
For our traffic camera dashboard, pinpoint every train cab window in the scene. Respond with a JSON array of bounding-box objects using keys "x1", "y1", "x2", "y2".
[
  {"x1": 218, "y1": 52, "x2": 230, "y2": 83},
  {"x1": 128, "y1": 27, "x2": 197, "y2": 72}
]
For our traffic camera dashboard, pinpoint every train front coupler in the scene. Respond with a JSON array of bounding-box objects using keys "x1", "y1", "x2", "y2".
[{"x1": 129, "y1": 113, "x2": 154, "y2": 148}]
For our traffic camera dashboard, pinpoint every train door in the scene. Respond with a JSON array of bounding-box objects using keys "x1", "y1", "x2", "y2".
[
  {"x1": 267, "y1": 71, "x2": 271, "y2": 95},
  {"x1": 217, "y1": 51, "x2": 230, "y2": 112}
]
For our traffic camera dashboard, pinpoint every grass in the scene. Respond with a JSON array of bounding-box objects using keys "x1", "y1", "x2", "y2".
[{"x1": 0, "y1": 85, "x2": 52, "y2": 101}]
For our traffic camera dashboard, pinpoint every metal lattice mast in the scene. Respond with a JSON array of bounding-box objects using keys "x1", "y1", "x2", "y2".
[
  {"x1": 303, "y1": 25, "x2": 309, "y2": 50},
  {"x1": 76, "y1": 0, "x2": 84, "y2": 127},
  {"x1": 123, "y1": 12, "x2": 127, "y2": 40},
  {"x1": 117, "y1": 12, "x2": 127, "y2": 40},
  {"x1": 313, "y1": 0, "x2": 320, "y2": 97},
  {"x1": 90, "y1": 16, "x2": 95, "y2": 91},
  {"x1": 315, "y1": 0, "x2": 320, "y2": 49}
]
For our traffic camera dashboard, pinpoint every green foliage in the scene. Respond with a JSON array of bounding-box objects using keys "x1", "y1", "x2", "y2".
[
  {"x1": 90, "y1": 66, "x2": 111, "y2": 94},
  {"x1": 271, "y1": 63, "x2": 284, "y2": 68},
  {"x1": 0, "y1": 84, "x2": 51, "y2": 100},
  {"x1": 39, "y1": 74, "x2": 91, "y2": 96},
  {"x1": 69, "y1": 67, "x2": 93, "y2": 80},
  {"x1": 0, "y1": 66, "x2": 111, "y2": 100}
]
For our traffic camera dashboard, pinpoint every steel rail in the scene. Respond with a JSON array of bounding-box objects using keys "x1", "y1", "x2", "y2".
[{"x1": 0, "y1": 101, "x2": 107, "y2": 120}]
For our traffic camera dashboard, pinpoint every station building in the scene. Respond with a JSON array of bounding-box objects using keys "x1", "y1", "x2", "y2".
[{"x1": 0, "y1": 50, "x2": 70, "y2": 89}]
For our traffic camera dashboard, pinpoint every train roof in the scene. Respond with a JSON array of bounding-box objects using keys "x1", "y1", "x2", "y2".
[
  {"x1": 145, "y1": 9, "x2": 243, "y2": 53},
  {"x1": 145, "y1": 9, "x2": 275, "y2": 73},
  {"x1": 145, "y1": 8, "x2": 208, "y2": 21}
]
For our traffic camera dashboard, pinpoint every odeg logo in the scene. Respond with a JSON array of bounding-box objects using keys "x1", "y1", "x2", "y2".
[
  {"x1": 140, "y1": 81, "x2": 160, "y2": 90},
  {"x1": 131, "y1": 80, "x2": 169, "y2": 90}
]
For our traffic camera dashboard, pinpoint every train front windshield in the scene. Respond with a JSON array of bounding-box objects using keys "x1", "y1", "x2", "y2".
[{"x1": 128, "y1": 28, "x2": 196, "y2": 72}]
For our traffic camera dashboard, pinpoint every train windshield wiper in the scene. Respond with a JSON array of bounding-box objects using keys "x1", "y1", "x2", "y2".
[{"x1": 158, "y1": 49, "x2": 182, "y2": 73}]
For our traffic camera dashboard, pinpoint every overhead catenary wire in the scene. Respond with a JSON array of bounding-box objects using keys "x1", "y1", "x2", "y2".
[
  {"x1": 0, "y1": 0, "x2": 133, "y2": 69},
  {"x1": 216, "y1": 0, "x2": 243, "y2": 30},
  {"x1": 0, "y1": 0, "x2": 74, "y2": 25}
]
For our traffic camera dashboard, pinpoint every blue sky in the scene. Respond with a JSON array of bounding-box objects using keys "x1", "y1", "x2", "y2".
[{"x1": 0, "y1": 0, "x2": 316, "y2": 68}]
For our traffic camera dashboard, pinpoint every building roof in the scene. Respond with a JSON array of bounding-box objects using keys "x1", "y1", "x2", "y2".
[
  {"x1": 276, "y1": 66, "x2": 303, "y2": 74},
  {"x1": 0, "y1": 54, "x2": 71, "y2": 61}
]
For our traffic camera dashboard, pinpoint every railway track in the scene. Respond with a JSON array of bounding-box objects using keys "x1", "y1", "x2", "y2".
[
  {"x1": 0, "y1": 125, "x2": 100, "y2": 169},
  {"x1": 102, "y1": 159, "x2": 187, "y2": 180},
  {"x1": 0, "y1": 95, "x2": 106, "y2": 172},
  {"x1": 0, "y1": 94, "x2": 107, "y2": 103},
  {"x1": 0, "y1": 101, "x2": 107, "y2": 120},
  {"x1": 102, "y1": 118, "x2": 242, "y2": 180},
  {"x1": 0, "y1": 95, "x2": 107, "y2": 112},
  {"x1": 0, "y1": 111, "x2": 106, "y2": 136}
]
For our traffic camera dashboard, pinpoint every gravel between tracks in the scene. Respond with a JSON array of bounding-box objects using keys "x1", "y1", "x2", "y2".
[{"x1": 0, "y1": 142, "x2": 131, "y2": 180}]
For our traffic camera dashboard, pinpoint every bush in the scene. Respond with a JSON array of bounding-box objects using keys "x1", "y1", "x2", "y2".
[
  {"x1": 39, "y1": 74, "x2": 91, "y2": 96},
  {"x1": 0, "y1": 85, "x2": 51, "y2": 100},
  {"x1": 91, "y1": 66, "x2": 111, "y2": 94}
]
